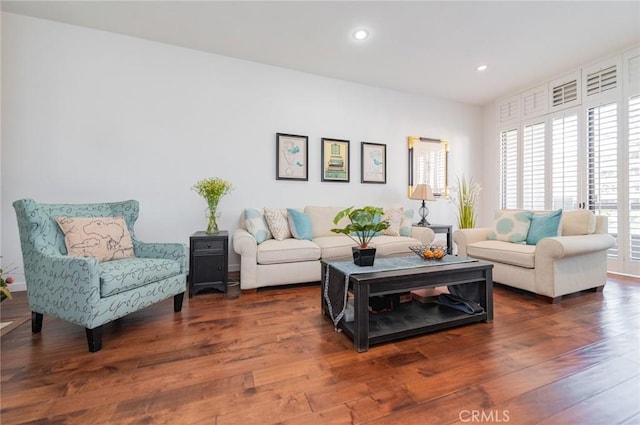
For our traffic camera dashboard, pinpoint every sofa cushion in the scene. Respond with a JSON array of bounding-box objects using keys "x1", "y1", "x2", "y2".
[
  {"x1": 561, "y1": 210, "x2": 596, "y2": 236},
  {"x1": 304, "y1": 206, "x2": 349, "y2": 238},
  {"x1": 287, "y1": 209, "x2": 314, "y2": 240},
  {"x1": 467, "y1": 240, "x2": 536, "y2": 268},
  {"x1": 313, "y1": 235, "x2": 356, "y2": 259},
  {"x1": 487, "y1": 210, "x2": 533, "y2": 243},
  {"x1": 264, "y1": 208, "x2": 291, "y2": 240},
  {"x1": 244, "y1": 208, "x2": 272, "y2": 244},
  {"x1": 313, "y1": 234, "x2": 421, "y2": 259},
  {"x1": 100, "y1": 258, "x2": 181, "y2": 297},
  {"x1": 526, "y1": 209, "x2": 562, "y2": 245},
  {"x1": 256, "y1": 238, "x2": 321, "y2": 264},
  {"x1": 371, "y1": 235, "x2": 420, "y2": 256},
  {"x1": 56, "y1": 216, "x2": 135, "y2": 262}
]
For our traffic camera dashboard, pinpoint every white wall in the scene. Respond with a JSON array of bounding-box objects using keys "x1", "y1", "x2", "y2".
[
  {"x1": 1, "y1": 12, "x2": 483, "y2": 286},
  {"x1": 481, "y1": 102, "x2": 499, "y2": 227}
]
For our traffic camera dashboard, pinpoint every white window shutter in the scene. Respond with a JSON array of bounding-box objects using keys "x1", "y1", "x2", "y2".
[
  {"x1": 587, "y1": 102, "x2": 618, "y2": 257},
  {"x1": 583, "y1": 57, "x2": 621, "y2": 101},
  {"x1": 629, "y1": 95, "x2": 640, "y2": 260},
  {"x1": 521, "y1": 85, "x2": 548, "y2": 118},
  {"x1": 496, "y1": 95, "x2": 520, "y2": 125},
  {"x1": 522, "y1": 121, "x2": 546, "y2": 210},
  {"x1": 499, "y1": 128, "x2": 519, "y2": 209},
  {"x1": 548, "y1": 72, "x2": 581, "y2": 112},
  {"x1": 551, "y1": 112, "x2": 580, "y2": 211}
]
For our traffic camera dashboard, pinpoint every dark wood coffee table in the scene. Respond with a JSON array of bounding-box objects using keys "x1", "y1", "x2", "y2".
[{"x1": 321, "y1": 258, "x2": 493, "y2": 352}]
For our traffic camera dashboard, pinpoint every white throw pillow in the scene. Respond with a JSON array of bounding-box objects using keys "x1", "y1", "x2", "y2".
[
  {"x1": 382, "y1": 207, "x2": 404, "y2": 236},
  {"x1": 487, "y1": 210, "x2": 533, "y2": 243},
  {"x1": 561, "y1": 210, "x2": 596, "y2": 236},
  {"x1": 264, "y1": 208, "x2": 292, "y2": 240}
]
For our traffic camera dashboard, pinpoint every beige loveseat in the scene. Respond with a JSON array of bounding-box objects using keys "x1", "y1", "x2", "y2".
[
  {"x1": 233, "y1": 206, "x2": 435, "y2": 290},
  {"x1": 453, "y1": 210, "x2": 615, "y2": 303}
]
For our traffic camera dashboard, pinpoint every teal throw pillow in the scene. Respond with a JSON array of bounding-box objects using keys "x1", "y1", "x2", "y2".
[
  {"x1": 287, "y1": 209, "x2": 313, "y2": 240},
  {"x1": 400, "y1": 209, "x2": 414, "y2": 237},
  {"x1": 244, "y1": 209, "x2": 272, "y2": 244},
  {"x1": 526, "y1": 209, "x2": 562, "y2": 245},
  {"x1": 487, "y1": 210, "x2": 533, "y2": 243}
]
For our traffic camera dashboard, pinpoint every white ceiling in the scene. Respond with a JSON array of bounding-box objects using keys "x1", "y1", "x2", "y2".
[{"x1": 3, "y1": 1, "x2": 639, "y2": 105}]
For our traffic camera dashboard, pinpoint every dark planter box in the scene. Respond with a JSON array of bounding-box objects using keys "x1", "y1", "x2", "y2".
[{"x1": 352, "y1": 246, "x2": 376, "y2": 266}]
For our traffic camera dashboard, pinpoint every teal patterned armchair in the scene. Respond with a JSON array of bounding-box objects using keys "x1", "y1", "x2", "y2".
[{"x1": 13, "y1": 199, "x2": 187, "y2": 352}]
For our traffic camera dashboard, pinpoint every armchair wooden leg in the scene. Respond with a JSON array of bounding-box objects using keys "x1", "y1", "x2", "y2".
[
  {"x1": 174, "y1": 292, "x2": 185, "y2": 312},
  {"x1": 32, "y1": 312, "x2": 43, "y2": 333},
  {"x1": 86, "y1": 326, "x2": 103, "y2": 352}
]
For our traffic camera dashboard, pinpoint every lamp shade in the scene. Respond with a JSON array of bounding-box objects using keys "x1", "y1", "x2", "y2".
[{"x1": 410, "y1": 184, "x2": 435, "y2": 201}]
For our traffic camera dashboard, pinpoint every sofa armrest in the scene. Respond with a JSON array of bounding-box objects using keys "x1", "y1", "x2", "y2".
[
  {"x1": 410, "y1": 227, "x2": 435, "y2": 245},
  {"x1": 233, "y1": 229, "x2": 257, "y2": 256},
  {"x1": 536, "y1": 234, "x2": 615, "y2": 261},
  {"x1": 134, "y1": 242, "x2": 187, "y2": 273},
  {"x1": 25, "y1": 251, "x2": 102, "y2": 325},
  {"x1": 453, "y1": 228, "x2": 492, "y2": 256},
  {"x1": 233, "y1": 229, "x2": 258, "y2": 288}
]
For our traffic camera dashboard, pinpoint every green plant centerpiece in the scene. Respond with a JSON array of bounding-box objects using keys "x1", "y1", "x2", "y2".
[
  {"x1": 331, "y1": 206, "x2": 390, "y2": 266},
  {"x1": 192, "y1": 177, "x2": 234, "y2": 234},
  {"x1": 452, "y1": 175, "x2": 481, "y2": 229}
]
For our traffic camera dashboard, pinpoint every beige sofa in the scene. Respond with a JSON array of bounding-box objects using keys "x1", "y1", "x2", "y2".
[
  {"x1": 454, "y1": 210, "x2": 615, "y2": 303},
  {"x1": 233, "y1": 206, "x2": 435, "y2": 290}
]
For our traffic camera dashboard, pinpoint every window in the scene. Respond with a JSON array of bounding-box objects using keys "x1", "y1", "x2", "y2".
[
  {"x1": 587, "y1": 102, "x2": 618, "y2": 257},
  {"x1": 551, "y1": 113, "x2": 579, "y2": 210},
  {"x1": 629, "y1": 95, "x2": 640, "y2": 260},
  {"x1": 522, "y1": 122, "x2": 546, "y2": 210},
  {"x1": 496, "y1": 49, "x2": 639, "y2": 275},
  {"x1": 499, "y1": 129, "x2": 518, "y2": 209}
]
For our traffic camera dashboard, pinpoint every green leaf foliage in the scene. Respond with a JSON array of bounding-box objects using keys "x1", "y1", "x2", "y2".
[{"x1": 330, "y1": 206, "x2": 390, "y2": 248}]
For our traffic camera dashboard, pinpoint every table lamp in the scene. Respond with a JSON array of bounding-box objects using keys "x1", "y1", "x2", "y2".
[{"x1": 410, "y1": 183, "x2": 435, "y2": 226}]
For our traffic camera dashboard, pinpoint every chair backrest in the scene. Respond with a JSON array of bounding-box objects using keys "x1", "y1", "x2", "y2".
[{"x1": 13, "y1": 199, "x2": 139, "y2": 257}]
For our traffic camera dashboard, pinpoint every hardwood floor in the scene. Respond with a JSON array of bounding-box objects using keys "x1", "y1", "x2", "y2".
[{"x1": 1, "y1": 275, "x2": 638, "y2": 425}]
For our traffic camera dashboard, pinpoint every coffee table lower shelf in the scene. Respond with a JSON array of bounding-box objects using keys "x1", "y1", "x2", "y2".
[
  {"x1": 335, "y1": 301, "x2": 488, "y2": 347},
  {"x1": 321, "y1": 258, "x2": 494, "y2": 352}
]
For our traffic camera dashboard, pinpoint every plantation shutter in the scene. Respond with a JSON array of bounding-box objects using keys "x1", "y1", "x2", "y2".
[
  {"x1": 522, "y1": 85, "x2": 548, "y2": 118},
  {"x1": 553, "y1": 81, "x2": 578, "y2": 106},
  {"x1": 523, "y1": 122, "x2": 546, "y2": 210},
  {"x1": 549, "y1": 73, "x2": 581, "y2": 112},
  {"x1": 416, "y1": 152, "x2": 427, "y2": 184},
  {"x1": 500, "y1": 129, "x2": 518, "y2": 209},
  {"x1": 587, "y1": 102, "x2": 618, "y2": 257},
  {"x1": 586, "y1": 65, "x2": 618, "y2": 97},
  {"x1": 497, "y1": 95, "x2": 520, "y2": 125},
  {"x1": 629, "y1": 95, "x2": 640, "y2": 261},
  {"x1": 551, "y1": 114, "x2": 579, "y2": 210}
]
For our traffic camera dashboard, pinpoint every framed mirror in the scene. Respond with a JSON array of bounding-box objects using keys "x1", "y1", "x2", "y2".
[{"x1": 408, "y1": 136, "x2": 449, "y2": 197}]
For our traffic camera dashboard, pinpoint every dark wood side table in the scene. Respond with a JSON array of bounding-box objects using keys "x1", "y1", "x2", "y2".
[
  {"x1": 414, "y1": 224, "x2": 453, "y2": 254},
  {"x1": 189, "y1": 231, "x2": 228, "y2": 297}
]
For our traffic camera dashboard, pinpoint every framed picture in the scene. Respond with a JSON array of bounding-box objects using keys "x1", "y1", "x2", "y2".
[
  {"x1": 321, "y1": 138, "x2": 350, "y2": 182},
  {"x1": 361, "y1": 142, "x2": 387, "y2": 184},
  {"x1": 276, "y1": 133, "x2": 308, "y2": 181}
]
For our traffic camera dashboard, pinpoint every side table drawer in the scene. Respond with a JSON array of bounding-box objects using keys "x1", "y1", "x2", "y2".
[{"x1": 193, "y1": 239, "x2": 224, "y2": 251}]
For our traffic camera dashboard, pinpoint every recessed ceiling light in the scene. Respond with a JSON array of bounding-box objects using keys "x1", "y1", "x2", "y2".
[
  {"x1": 477, "y1": 65, "x2": 488, "y2": 71},
  {"x1": 353, "y1": 29, "x2": 369, "y2": 40}
]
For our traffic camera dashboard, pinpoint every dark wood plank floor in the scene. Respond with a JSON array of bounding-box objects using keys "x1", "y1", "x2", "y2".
[{"x1": 1, "y1": 274, "x2": 638, "y2": 425}]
